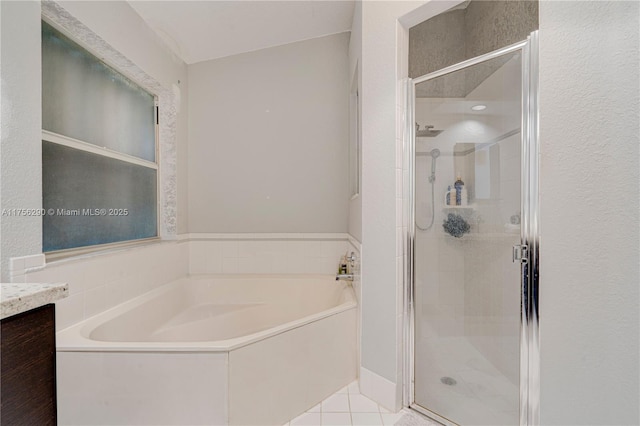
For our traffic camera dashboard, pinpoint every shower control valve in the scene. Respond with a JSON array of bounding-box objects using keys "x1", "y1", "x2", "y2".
[{"x1": 345, "y1": 252, "x2": 359, "y2": 271}]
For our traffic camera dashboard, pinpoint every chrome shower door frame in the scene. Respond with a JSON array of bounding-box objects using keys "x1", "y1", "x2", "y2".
[{"x1": 403, "y1": 31, "x2": 540, "y2": 426}]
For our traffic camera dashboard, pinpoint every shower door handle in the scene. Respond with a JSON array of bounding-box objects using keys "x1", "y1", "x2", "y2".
[{"x1": 512, "y1": 244, "x2": 529, "y2": 264}]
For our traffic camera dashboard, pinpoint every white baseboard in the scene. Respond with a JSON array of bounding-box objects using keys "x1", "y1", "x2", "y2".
[{"x1": 359, "y1": 367, "x2": 401, "y2": 412}]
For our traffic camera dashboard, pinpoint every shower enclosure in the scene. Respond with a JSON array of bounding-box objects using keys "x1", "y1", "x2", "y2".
[{"x1": 405, "y1": 33, "x2": 539, "y2": 425}]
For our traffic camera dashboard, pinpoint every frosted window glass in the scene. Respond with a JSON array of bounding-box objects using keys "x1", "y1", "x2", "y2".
[
  {"x1": 42, "y1": 21, "x2": 156, "y2": 162},
  {"x1": 42, "y1": 142, "x2": 157, "y2": 252}
]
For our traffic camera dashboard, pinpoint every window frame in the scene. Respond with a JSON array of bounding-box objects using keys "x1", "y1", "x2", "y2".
[{"x1": 41, "y1": 17, "x2": 161, "y2": 260}]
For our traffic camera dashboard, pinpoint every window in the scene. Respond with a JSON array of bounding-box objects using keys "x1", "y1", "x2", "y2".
[
  {"x1": 349, "y1": 65, "x2": 360, "y2": 198},
  {"x1": 41, "y1": 20, "x2": 158, "y2": 253}
]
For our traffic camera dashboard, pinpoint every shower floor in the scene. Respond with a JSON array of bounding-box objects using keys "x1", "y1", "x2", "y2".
[{"x1": 414, "y1": 336, "x2": 519, "y2": 425}]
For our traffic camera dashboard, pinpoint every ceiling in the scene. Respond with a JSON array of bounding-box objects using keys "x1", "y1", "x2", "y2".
[{"x1": 128, "y1": 1, "x2": 355, "y2": 65}]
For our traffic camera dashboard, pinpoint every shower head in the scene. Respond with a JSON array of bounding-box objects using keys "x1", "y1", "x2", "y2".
[
  {"x1": 416, "y1": 125, "x2": 444, "y2": 137},
  {"x1": 429, "y1": 149, "x2": 440, "y2": 182}
]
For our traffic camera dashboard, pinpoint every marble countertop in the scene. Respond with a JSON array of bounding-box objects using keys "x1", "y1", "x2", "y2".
[{"x1": 1, "y1": 283, "x2": 68, "y2": 320}]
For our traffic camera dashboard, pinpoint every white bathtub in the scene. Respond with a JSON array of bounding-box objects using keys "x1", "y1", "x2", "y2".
[{"x1": 56, "y1": 274, "x2": 357, "y2": 425}]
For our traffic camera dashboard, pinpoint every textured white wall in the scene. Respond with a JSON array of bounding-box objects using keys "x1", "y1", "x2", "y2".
[
  {"x1": 0, "y1": 1, "x2": 43, "y2": 281},
  {"x1": 539, "y1": 1, "x2": 639, "y2": 424},
  {"x1": 57, "y1": 1, "x2": 190, "y2": 235},
  {"x1": 187, "y1": 33, "x2": 350, "y2": 233}
]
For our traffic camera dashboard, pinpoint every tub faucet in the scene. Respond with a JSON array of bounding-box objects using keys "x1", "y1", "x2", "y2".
[{"x1": 336, "y1": 273, "x2": 354, "y2": 281}]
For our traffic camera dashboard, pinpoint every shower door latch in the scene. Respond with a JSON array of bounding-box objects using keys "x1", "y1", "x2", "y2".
[{"x1": 512, "y1": 244, "x2": 529, "y2": 264}]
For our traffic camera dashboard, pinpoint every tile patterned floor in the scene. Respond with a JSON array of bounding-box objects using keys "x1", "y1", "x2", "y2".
[{"x1": 284, "y1": 381, "x2": 405, "y2": 426}]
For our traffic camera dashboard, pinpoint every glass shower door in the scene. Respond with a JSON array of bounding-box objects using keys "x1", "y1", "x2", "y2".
[{"x1": 411, "y1": 48, "x2": 524, "y2": 425}]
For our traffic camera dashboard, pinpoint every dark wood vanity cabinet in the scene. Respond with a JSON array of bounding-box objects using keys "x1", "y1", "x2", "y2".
[{"x1": 1, "y1": 304, "x2": 57, "y2": 425}]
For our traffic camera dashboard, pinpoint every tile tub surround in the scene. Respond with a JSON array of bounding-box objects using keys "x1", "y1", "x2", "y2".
[
  {"x1": 186, "y1": 234, "x2": 353, "y2": 275},
  {"x1": 13, "y1": 233, "x2": 353, "y2": 332},
  {"x1": 23, "y1": 240, "x2": 189, "y2": 331},
  {"x1": 0, "y1": 282, "x2": 68, "y2": 319}
]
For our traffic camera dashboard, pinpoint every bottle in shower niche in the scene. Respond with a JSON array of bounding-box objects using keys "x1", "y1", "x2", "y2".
[
  {"x1": 446, "y1": 185, "x2": 454, "y2": 206},
  {"x1": 460, "y1": 186, "x2": 468, "y2": 206},
  {"x1": 454, "y1": 175, "x2": 465, "y2": 206}
]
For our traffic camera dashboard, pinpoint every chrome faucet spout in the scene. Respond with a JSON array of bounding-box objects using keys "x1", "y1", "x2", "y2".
[{"x1": 336, "y1": 274, "x2": 354, "y2": 281}]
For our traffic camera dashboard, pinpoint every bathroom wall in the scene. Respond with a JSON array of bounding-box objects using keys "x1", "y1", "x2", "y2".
[
  {"x1": 188, "y1": 33, "x2": 350, "y2": 233},
  {"x1": 539, "y1": 1, "x2": 639, "y2": 424},
  {"x1": 0, "y1": 1, "x2": 42, "y2": 281}
]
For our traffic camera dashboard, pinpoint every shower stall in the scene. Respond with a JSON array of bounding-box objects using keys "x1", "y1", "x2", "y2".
[{"x1": 405, "y1": 32, "x2": 539, "y2": 425}]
